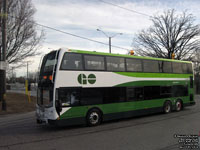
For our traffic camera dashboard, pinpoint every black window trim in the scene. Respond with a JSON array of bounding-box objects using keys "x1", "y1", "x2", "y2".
[{"x1": 59, "y1": 52, "x2": 193, "y2": 74}]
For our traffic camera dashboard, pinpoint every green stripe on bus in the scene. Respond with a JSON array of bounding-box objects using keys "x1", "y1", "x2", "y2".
[
  {"x1": 115, "y1": 72, "x2": 192, "y2": 78},
  {"x1": 115, "y1": 80, "x2": 189, "y2": 87}
]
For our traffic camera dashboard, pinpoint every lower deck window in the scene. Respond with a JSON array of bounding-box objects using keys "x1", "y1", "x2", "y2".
[
  {"x1": 127, "y1": 87, "x2": 143, "y2": 101},
  {"x1": 81, "y1": 89, "x2": 103, "y2": 105},
  {"x1": 144, "y1": 86, "x2": 160, "y2": 100},
  {"x1": 59, "y1": 88, "x2": 80, "y2": 106},
  {"x1": 172, "y1": 85, "x2": 188, "y2": 97},
  {"x1": 57, "y1": 85, "x2": 189, "y2": 107}
]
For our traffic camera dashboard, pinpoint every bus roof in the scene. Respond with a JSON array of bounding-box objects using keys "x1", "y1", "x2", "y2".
[{"x1": 64, "y1": 48, "x2": 192, "y2": 64}]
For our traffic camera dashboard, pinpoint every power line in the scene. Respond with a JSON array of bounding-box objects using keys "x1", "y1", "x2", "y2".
[
  {"x1": 9, "y1": 15, "x2": 130, "y2": 51},
  {"x1": 98, "y1": 0, "x2": 151, "y2": 17}
]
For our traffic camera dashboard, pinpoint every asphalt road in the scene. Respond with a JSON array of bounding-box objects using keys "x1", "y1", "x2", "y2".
[{"x1": 0, "y1": 96, "x2": 200, "y2": 150}]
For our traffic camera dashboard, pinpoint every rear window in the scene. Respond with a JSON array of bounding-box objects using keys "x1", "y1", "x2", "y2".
[
  {"x1": 187, "y1": 63, "x2": 193, "y2": 74},
  {"x1": 182, "y1": 63, "x2": 193, "y2": 74}
]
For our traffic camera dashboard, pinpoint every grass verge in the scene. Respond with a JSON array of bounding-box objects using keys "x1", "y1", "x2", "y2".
[{"x1": 0, "y1": 92, "x2": 36, "y2": 115}]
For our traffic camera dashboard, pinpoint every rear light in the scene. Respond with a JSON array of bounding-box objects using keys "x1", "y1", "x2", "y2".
[{"x1": 43, "y1": 76, "x2": 47, "y2": 79}]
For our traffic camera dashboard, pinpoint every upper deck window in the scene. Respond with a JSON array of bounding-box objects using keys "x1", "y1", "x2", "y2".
[
  {"x1": 60, "y1": 53, "x2": 83, "y2": 70},
  {"x1": 143, "y1": 60, "x2": 159, "y2": 73},
  {"x1": 182, "y1": 63, "x2": 193, "y2": 74},
  {"x1": 106, "y1": 57, "x2": 125, "y2": 71},
  {"x1": 162, "y1": 61, "x2": 172, "y2": 73},
  {"x1": 187, "y1": 63, "x2": 193, "y2": 74},
  {"x1": 84, "y1": 55, "x2": 105, "y2": 70},
  {"x1": 172, "y1": 62, "x2": 183, "y2": 73},
  {"x1": 126, "y1": 58, "x2": 142, "y2": 72}
]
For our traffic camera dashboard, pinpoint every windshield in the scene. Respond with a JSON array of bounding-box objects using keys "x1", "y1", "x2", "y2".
[{"x1": 40, "y1": 51, "x2": 57, "y2": 75}]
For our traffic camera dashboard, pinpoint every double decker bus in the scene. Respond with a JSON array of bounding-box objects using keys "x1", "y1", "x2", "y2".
[{"x1": 36, "y1": 48, "x2": 195, "y2": 126}]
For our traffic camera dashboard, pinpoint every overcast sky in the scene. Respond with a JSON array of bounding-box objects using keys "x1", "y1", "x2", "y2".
[{"x1": 15, "y1": 0, "x2": 200, "y2": 77}]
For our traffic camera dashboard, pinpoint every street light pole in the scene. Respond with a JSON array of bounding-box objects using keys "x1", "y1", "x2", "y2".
[{"x1": 97, "y1": 29, "x2": 122, "y2": 53}]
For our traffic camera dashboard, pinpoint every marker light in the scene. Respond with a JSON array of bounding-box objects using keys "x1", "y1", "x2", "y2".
[
  {"x1": 172, "y1": 53, "x2": 175, "y2": 59},
  {"x1": 130, "y1": 50, "x2": 134, "y2": 55},
  {"x1": 49, "y1": 75, "x2": 53, "y2": 81}
]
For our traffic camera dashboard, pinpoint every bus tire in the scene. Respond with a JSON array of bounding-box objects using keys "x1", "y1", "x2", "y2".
[
  {"x1": 86, "y1": 108, "x2": 102, "y2": 126},
  {"x1": 163, "y1": 101, "x2": 172, "y2": 114},
  {"x1": 175, "y1": 100, "x2": 182, "y2": 112}
]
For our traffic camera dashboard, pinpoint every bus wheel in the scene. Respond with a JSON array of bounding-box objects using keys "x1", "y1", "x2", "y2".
[
  {"x1": 163, "y1": 101, "x2": 172, "y2": 114},
  {"x1": 175, "y1": 100, "x2": 182, "y2": 112},
  {"x1": 86, "y1": 109, "x2": 101, "y2": 126}
]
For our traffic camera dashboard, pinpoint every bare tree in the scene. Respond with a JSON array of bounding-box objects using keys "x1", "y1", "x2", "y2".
[
  {"x1": 0, "y1": 0, "x2": 44, "y2": 66},
  {"x1": 132, "y1": 9, "x2": 200, "y2": 60}
]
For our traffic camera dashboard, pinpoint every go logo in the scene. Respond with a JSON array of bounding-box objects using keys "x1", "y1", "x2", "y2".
[{"x1": 77, "y1": 74, "x2": 96, "y2": 85}]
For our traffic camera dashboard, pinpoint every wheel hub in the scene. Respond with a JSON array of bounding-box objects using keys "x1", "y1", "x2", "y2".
[
  {"x1": 89, "y1": 112, "x2": 99, "y2": 125},
  {"x1": 176, "y1": 101, "x2": 181, "y2": 111}
]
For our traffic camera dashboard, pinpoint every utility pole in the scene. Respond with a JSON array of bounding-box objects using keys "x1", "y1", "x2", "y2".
[
  {"x1": 11, "y1": 67, "x2": 13, "y2": 83},
  {"x1": 0, "y1": 0, "x2": 7, "y2": 110},
  {"x1": 109, "y1": 37, "x2": 111, "y2": 54},
  {"x1": 97, "y1": 29, "x2": 122, "y2": 53}
]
